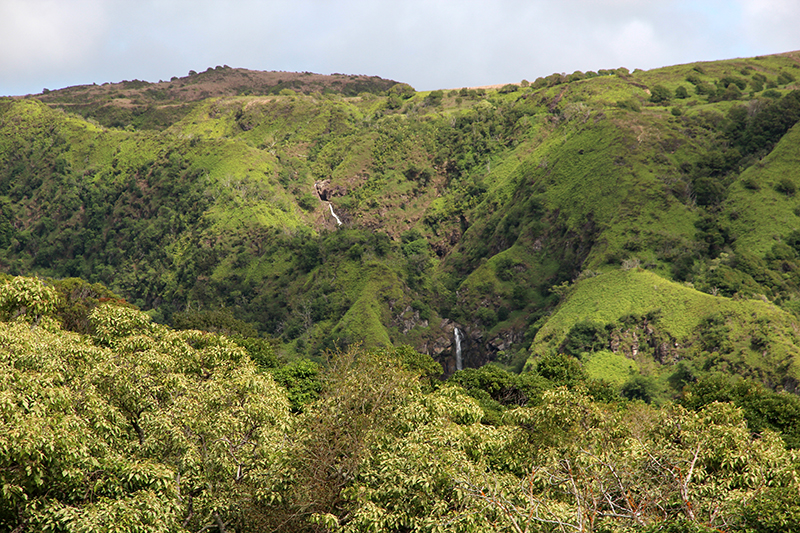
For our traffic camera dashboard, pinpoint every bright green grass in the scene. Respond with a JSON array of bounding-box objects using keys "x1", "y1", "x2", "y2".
[
  {"x1": 567, "y1": 75, "x2": 649, "y2": 107},
  {"x1": 584, "y1": 349, "x2": 638, "y2": 385},
  {"x1": 632, "y1": 53, "x2": 800, "y2": 92},
  {"x1": 725, "y1": 123, "x2": 800, "y2": 256},
  {"x1": 533, "y1": 268, "x2": 789, "y2": 345},
  {"x1": 530, "y1": 268, "x2": 800, "y2": 383},
  {"x1": 329, "y1": 261, "x2": 406, "y2": 347}
]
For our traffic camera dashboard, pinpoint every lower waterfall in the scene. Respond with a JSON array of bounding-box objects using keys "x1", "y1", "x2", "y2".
[{"x1": 454, "y1": 327, "x2": 463, "y2": 372}]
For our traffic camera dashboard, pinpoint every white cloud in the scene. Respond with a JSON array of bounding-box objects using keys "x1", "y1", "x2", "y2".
[
  {"x1": 608, "y1": 19, "x2": 664, "y2": 67},
  {"x1": 2, "y1": 0, "x2": 799, "y2": 96},
  {"x1": 0, "y1": 0, "x2": 108, "y2": 73},
  {"x1": 739, "y1": 0, "x2": 800, "y2": 52}
]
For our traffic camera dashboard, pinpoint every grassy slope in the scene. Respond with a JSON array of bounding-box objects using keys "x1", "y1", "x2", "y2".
[
  {"x1": 447, "y1": 53, "x2": 800, "y2": 386},
  {"x1": 530, "y1": 268, "x2": 800, "y2": 385},
  {"x1": 725, "y1": 122, "x2": 800, "y2": 256},
  {"x1": 443, "y1": 76, "x2": 710, "y2": 349}
]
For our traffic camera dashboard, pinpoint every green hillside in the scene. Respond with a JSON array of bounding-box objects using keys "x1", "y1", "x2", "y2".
[
  {"x1": 531, "y1": 269, "x2": 800, "y2": 393},
  {"x1": 2, "y1": 53, "x2": 800, "y2": 393}
]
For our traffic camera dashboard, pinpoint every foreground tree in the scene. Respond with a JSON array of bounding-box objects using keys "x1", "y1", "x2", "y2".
[
  {"x1": 461, "y1": 388, "x2": 799, "y2": 532},
  {"x1": 266, "y1": 345, "x2": 500, "y2": 532},
  {"x1": 2, "y1": 276, "x2": 800, "y2": 532},
  {"x1": 0, "y1": 277, "x2": 289, "y2": 532}
]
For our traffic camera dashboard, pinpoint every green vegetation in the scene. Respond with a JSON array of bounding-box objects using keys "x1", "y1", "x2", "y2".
[
  {"x1": 2, "y1": 276, "x2": 799, "y2": 532},
  {"x1": 3, "y1": 53, "x2": 800, "y2": 384},
  {"x1": 3, "y1": 53, "x2": 800, "y2": 529}
]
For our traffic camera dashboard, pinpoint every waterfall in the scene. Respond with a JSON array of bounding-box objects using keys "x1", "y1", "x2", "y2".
[
  {"x1": 328, "y1": 203, "x2": 342, "y2": 225},
  {"x1": 454, "y1": 327, "x2": 463, "y2": 372}
]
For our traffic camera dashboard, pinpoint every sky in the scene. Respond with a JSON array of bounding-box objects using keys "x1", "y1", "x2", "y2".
[{"x1": 2, "y1": 0, "x2": 800, "y2": 97}]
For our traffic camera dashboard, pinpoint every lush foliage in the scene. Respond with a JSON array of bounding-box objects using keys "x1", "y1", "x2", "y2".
[
  {"x1": 0, "y1": 277, "x2": 289, "y2": 532},
  {"x1": 4, "y1": 53, "x2": 800, "y2": 530},
  {"x1": 2, "y1": 276, "x2": 799, "y2": 532}
]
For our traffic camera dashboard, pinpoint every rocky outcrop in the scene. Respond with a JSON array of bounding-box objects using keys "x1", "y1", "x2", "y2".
[
  {"x1": 608, "y1": 318, "x2": 681, "y2": 364},
  {"x1": 427, "y1": 319, "x2": 524, "y2": 376},
  {"x1": 486, "y1": 329, "x2": 523, "y2": 355},
  {"x1": 393, "y1": 305, "x2": 429, "y2": 335},
  {"x1": 390, "y1": 301, "x2": 526, "y2": 377},
  {"x1": 314, "y1": 180, "x2": 347, "y2": 201}
]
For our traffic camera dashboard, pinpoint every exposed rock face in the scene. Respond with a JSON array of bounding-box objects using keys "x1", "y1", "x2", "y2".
[
  {"x1": 391, "y1": 303, "x2": 526, "y2": 377},
  {"x1": 486, "y1": 329, "x2": 523, "y2": 356},
  {"x1": 433, "y1": 319, "x2": 462, "y2": 376},
  {"x1": 314, "y1": 180, "x2": 347, "y2": 201},
  {"x1": 424, "y1": 335, "x2": 454, "y2": 358},
  {"x1": 608, "y1": 318, "x2": 681, "y2": 364},
  {"x1": 395, "y1": 306, "x2": 429, "y2": 335},
  {"x1": 429, "y1": 319, "x2": 524, "y2": 376}
]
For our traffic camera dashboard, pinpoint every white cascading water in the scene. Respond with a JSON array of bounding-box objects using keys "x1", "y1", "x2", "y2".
[
  {"x1": 454, "y1": 327, "x2": 463, "y2": 371},
  {"x1": 328, "y1": 203, "x2": 342, "y2": 225}
]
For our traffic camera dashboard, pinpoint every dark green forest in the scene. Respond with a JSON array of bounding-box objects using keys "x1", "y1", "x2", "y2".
[{"x1": 2, "y1": 52, "x2": 800, "y2": 531}]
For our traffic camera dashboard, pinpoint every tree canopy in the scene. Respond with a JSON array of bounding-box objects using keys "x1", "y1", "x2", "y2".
[{"x1": 2, "y1": 276, "x2": 799, "y2": 532}]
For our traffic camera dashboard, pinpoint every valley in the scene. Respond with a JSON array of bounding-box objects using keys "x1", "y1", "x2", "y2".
[{"x1": 3, "y1": 52, "x2": 800, "y2": 394}]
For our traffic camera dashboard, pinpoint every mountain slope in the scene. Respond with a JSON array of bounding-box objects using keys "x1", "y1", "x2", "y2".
[
  {"x1": 2, "y1": 51, "x2": 800, "y2": 392},
  {"x1": 531, "y1": 269, "x2": 800, "y2": 391}
]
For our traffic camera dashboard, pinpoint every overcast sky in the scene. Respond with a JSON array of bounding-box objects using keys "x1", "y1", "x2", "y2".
[{"x1": 2, "y1": 0, "x2": 800, "y2": 97}]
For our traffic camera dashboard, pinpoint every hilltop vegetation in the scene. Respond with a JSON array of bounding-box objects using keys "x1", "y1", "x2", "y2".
[
  {"x1": 2, "y1": 53, "x2": 800, "y2": 401},
  {"x1": 29, "y1": 66, "x2": 404, "y2": 130}
]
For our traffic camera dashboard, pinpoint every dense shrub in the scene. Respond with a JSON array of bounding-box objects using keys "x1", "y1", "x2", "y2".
[
  {"x1": 649, "y1": 84, "x2": 672, "y2": 103},
  {"x1": 776, "y1": 177, "x2": 797, "y2": 196},
  {"x1": 560, "y1": 320, "x2": 609, "y2": 356}
]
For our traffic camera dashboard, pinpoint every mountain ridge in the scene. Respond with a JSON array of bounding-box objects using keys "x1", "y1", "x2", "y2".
[{"x1": 20, "y1": 66, "x2": 406, "y2": 130}]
